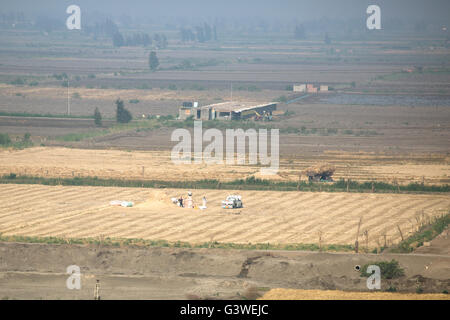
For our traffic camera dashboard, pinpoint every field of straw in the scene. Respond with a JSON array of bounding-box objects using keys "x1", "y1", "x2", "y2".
[
  {"x1": 0, "y1": 184, "x2": 448, "y2": 247},
  {"x1": 0, "y1": 147, "x2": 449, "y2": 184},
  {"x1": 260, "y1": 288, "x2": 450, "y2": 300}
]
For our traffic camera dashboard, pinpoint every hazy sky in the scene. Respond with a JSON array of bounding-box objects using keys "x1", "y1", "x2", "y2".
[{"x1": 2, "y1": 0, "x2": 450, "y2": 23}]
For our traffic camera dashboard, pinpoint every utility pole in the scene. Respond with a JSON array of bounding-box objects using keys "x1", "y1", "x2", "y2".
[{"x1": 355, "y1": 217, "x2": 362, "y2": 253}]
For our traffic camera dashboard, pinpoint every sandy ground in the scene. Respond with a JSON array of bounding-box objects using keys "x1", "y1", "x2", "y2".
[
  {"x1": 0, "y1": 147, "x2": 449, "y2": 185},
  {"x1": 0, "y1": 184, "x2": 448, "y2": 247},
  {"x1": 0, "y1": 242, "x2": 448, "y2": 300}
]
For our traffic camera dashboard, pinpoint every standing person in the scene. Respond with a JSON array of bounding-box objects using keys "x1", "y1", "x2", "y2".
[
  {"x1": 202, "y1": 196, "x2": 207, "y2": 208},
  {"x1": 178, "y1": 196, "x2": 184, "y2": 207},
  {"x1": 94, "y1": 279, "x2": 100, "y2": 300},
  {"x1": 199, "y1": 196, "x2": 207, "y2": 210},
  {"x1": 187, "y1": 191, "x2": 194, "y2": 208}
]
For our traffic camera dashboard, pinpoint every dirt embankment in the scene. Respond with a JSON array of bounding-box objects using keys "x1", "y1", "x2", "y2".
[{"x1": 0, "y1": 242, "x2": 448, "y2": 299}]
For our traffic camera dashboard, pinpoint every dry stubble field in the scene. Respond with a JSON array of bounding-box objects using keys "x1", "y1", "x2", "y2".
[
  {"x1": 1, "y1": 147, "x2": 449, "y2": 184},
  {"x1": 0, "y1": 184, "x2": 448, "y2": 248}
]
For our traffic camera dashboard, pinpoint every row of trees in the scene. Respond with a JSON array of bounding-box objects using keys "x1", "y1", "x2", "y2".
[
  {"x1": 93, "y1": 98, "x2": 132, "y2": 127},
  {"x1": 294, "y1": 24, "x2": 306, "y2": 39},
  {"x1": 295, "y1": 24, "x2": 331, "y2": 44},
  {"x1": 113, "y1": 31, "x2": 167, "y2": 48},
  {"x1": 180, "y1": 23, "x2": 217, "y2": 43}
]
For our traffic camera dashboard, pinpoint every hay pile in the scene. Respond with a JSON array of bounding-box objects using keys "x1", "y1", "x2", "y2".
[{"x1": 303, "y1": 164, "x2": 335, "y2": 178}]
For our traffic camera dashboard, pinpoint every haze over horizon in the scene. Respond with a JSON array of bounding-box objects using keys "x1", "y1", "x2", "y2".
[{"x1": 1, "y1": 0, "x2": 450, "y2": 24}]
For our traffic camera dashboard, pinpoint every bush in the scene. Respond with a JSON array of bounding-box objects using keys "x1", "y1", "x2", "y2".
[
  {"x1": 0, "y1": 133, "x2": 11, "y2": 145},
  {"x1": 10, "y1": 78, "x2": 25, "y2": 85},
  {"x1": 284, "y1": 110, "x2": 295, "y2": 117},
  {"x1": 7, "y1": 173, "x2": 16, "y2": 179},
  {"x1": 327, "y1": 128, "x2": 338, "y2": 134},
  {"x1": 276, "y1": 95, "x2": 287, "y2": 103},
  {"x1": 247, "y1": 85, "x2": 261, "y2": 92},
  {"x1": 129, "y1": 99, "x2": 140, "y2": 104},
  {"x1": 360, "y1": 259, "x2": 404, "y2": 279},
  {"x1": 149, "y1": 51, "x2": 159, "y2": 71},
  {"x1": 391, "y1": 214, "x2": 449, "y2": 253},
  {"x1": 53, "y1": 73, "x2": 68, "y2": 80},
  {"x1": 115, "y1": 98, "x2": 132, "y2": 123},
  {"x1": 94, "y1": 107, "x2": 102, "y2": 127},
  {"x1": 23, "y1": 132, "x2": 31, "y2": 142},
  {"x1": 386, "y1": 286, "x2": 397, "y2": 292}
]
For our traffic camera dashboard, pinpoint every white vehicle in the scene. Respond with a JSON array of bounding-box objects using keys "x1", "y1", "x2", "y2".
[{"x1": 221, "y1": 195, "x2": 243, "y2": 209}]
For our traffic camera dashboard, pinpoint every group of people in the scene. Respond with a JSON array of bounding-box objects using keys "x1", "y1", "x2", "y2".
[{"x1": 176, "y1": 191, "x2": 207, "y2": 210}]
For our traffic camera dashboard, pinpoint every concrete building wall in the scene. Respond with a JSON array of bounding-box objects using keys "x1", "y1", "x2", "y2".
[
  {"x1": 293, "y1": 84, "x2": 306, "y2": 92},
  {"x1": 200, "y1": 108, "x2": 210, "y2": 120},
  {"x1": 179, "y1": 102, "x2": 277, "y2": 121},
  {"x1": 179, "y1": 107, "x2": 193, "y2": 120}
]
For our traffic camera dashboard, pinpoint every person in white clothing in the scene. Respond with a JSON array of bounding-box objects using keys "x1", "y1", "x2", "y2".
[
  {"x1": 199, "y1": 196, "x2": 207, "y2": 210},
  {"x1": 186, "y1": 191, "x2": 194, "y2": 208}
]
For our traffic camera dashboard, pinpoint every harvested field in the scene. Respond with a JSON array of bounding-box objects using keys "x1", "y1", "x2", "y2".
[
  {"x1": 260, "y1": 288, "x2": 450, "y2": 300},
  {"x1": 0, "y1": 184, "x2": 448, "y2": 247},
  {"x1": 0, "y1": 147, "x2": 449, "y2": 185}
]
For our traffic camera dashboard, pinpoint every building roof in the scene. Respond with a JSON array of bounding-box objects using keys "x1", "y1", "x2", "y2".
[{"x1": 200, "y1": 101, "x2": 276, "y2": 113}]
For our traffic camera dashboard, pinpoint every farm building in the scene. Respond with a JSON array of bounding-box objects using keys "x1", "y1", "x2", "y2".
[
  {"x1": 179, "y1": 101, "x2": 277, "y2": 121},
  {"x1": 292, "y1": 83, "x2": 329, "y2": 93},
  {"x1": 293, "y1": 84, "x2": 306, "y2": 92}
]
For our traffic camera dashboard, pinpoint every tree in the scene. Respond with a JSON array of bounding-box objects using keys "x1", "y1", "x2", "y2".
[
  {"x1": 112, "y1": 31, "x2": 124, "y2": 47},
  {"x1": 324, "y1": 33, "x2": 331, "y2": 45},
  {"x1": 204, "y1": 23, "x2": 212, "y2": 41},
  {"x1": 149, "y1": 51, "x2": 159, "y2": 71},
  {"x1": 94, "y1": 107, "x2": 102, "y2": 126},
  {"x1": 196, "y1": 26, "x2": 205, "y2": 42},
  {"x1": 154, "y1": 33, "x2": 167, "y2": 49},
  {"x1": 294, "y1": 24, "x2": 306, "y2": 39},
  {"x1": 160, "y1": 34, "x2": 168, "y2": 49},
  {"x1": 115, "y1": 98, "x2": 132, "y2": 123},
  {"x1": 0, "y1": 133, "x2": 11, "y2": 145}
]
